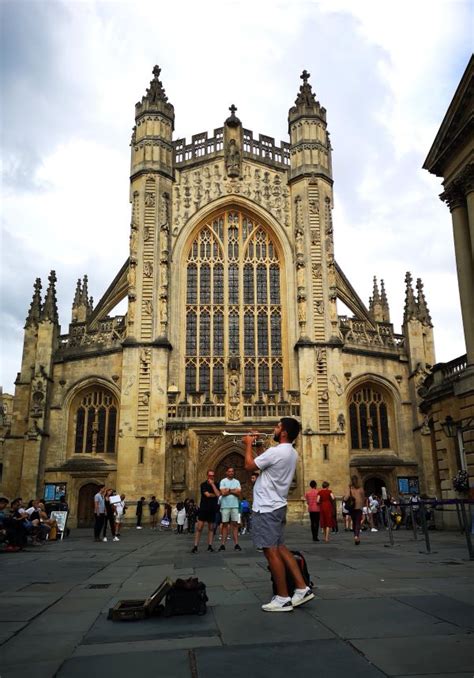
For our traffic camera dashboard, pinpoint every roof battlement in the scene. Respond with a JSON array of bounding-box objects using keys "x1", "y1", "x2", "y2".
[{"x1": 173, "y1": 127, "x2": 290, "y2": 170}]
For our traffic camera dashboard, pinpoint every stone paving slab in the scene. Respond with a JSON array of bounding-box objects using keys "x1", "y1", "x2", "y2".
[
  {"x1": 57, "y1": 648, "x2": 192, "y2": 677},
  {"x1": 0, "y1": 621, "x2": 28, "y2": 644},
  {"x1": 351, "y1": 634, "x2": 474, "y2": 675},
  {"x1": 305, "y1": 597, "x2": 460, "y2": 639},
  {"x1": 0, "y1": 594, "x2": 62, "y2": 621},
  {"x1": 212, "y1": 602, "x2": 335, "y2": 645},
  {"x1": 81, "y1": 610, "x2": 219, "y2": 644},
  {"x1": 195, "y1": 639, "x2": 385, "y2": 677},
  {"x1": 1, "y1": 659, "x2": 64, "y2": 678},
  {"x1": 72, "y1": 635, "x2": 222, "y2": 657},
  {"x1": 394, "y1": 594, "x2": 474, "y2": 630}
]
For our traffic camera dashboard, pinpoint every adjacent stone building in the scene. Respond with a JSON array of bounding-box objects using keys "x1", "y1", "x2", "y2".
[
  {"x1": 1, "y1": 68, "x2": 438, "y2": 526},
  {"x1": 420, "y1": 55, "x2": 474, "y2": 516}
]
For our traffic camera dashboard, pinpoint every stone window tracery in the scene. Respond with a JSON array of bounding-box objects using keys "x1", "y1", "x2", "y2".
[
  {"x1": 349, "y1": 385, "x2": 391, "y2": 450},
  {"x1": 72, "y1": 388, "x2": 118, "y2": 454},
  {"x1": 185, "y1": 210, "x2": 283, "y2": 396}
]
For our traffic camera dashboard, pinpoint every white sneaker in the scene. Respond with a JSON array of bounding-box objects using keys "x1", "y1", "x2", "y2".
[
  {"x1": 113, "y1": 536, "x2": 120, "y2": 542},
  {"x1": 261, "y1": 596, "x2": 293, "y2": 612},
  {"x1": 291, "y1": 587, "x2": 315, "y2": 608},
  {"x1": 102, "y1": 537, "x2": 108, "y2": 542},
  {"x1": 371, "y1": 528, "x2": 378, "y2": 532},
  {"x1": 136, "y1": 526, "x2": 142, "y2": 530}
]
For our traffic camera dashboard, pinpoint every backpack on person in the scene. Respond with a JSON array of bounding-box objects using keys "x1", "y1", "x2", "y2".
[
  {"x1": 269, "y1": 550, "x2": 313, "y2": 596},
  {"x1": 345, "y1": 487, "x2": 356, "y2": 511}
]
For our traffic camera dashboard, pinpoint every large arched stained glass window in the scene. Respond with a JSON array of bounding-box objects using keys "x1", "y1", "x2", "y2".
[
  {"x1": 185, "y1": 210, "x2": 283, "y2": 396},
  {"x1": 73, "y1": 388, "x2": 118, "y2": 454},
  {"x1": 349, "y1": 385, "x2": 391, "y2": 450}
]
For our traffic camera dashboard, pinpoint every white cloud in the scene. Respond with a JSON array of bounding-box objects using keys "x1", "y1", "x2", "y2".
[{"x1": 0, "y1": 0, "x2": 471, "y2": 391}]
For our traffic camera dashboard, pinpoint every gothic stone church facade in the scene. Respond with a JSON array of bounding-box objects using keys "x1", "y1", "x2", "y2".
[{"x1": 2, "y1": 68, "x2": 437, "y2": 526}]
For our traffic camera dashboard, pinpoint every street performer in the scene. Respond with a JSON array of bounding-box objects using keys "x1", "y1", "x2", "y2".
[{"x1": 243, "y1": 417, "x2": 314, "y2": 612}]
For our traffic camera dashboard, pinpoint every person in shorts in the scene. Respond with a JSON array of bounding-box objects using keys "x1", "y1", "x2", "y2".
[
  {"x1": 218, "y1": 467, "x2": 242, "y2": 552},
  {"x1": 243, "y1": 417, "x2": 314, "y2": 612},
  {"x1": 115, "y1": 494, "x2": 126, "y2": 537},
  {"x1": 191, "y1": 470, "x2": 220, "y2": 553}
]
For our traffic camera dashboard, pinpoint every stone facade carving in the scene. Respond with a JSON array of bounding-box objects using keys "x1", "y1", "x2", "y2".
[
  {"x1": 198, "y1": 434, "x2": 220, "y2": 461},
  {"x1": 172, "y1": 448, "x2": 186, "y2": 485},
  {"x1": 172, "y1": 161, "x2": 290, "y2": 236}
]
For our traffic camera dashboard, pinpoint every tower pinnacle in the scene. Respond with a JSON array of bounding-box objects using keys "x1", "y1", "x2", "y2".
[
  {"x1": 25, "y1": 278, "x2": 42, "y2": 328},
  {"x1": 416, "y1": 277, "x2": 432, "y2": 326},
  {"x1": 41, "y1": 271, "x2": 58, "y2": 323},
  {"x1": 403, "y1": 272, "x2": 418, "y2": 323}
]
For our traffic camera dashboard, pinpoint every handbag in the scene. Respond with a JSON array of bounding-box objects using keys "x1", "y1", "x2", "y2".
[{"x1": 345, "y1": 487, "x2": 356, "y2": 510}]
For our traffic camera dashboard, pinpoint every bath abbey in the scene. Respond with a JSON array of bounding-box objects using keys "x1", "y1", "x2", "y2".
[{"x1": 1, "y1": 67, "x2": 438, "y2": 526}]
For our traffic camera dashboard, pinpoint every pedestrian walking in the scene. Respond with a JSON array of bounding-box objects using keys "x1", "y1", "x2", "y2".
[
  {"x1": 149, "y1": 496, "x2": 160, "y2": 529},
  {"x1": 344, "y1": 475, "x2": 366, "y2": 545},
  {"x1": 176, "y1": 502, "x2": 186, "y2": 533},
  {"x1": 115, "y1": 494, "x2": 126, "y2": 537},
  {"x1": 93, "y1": 485, "x2": 106, "y2": 542},
  {"x1": 136, "y1": 496, "x2": 145, "y2": 529},
  {"x1": 191, "y1": 470, "x2": 220, "y2": 553},
  {"x1": 218, "y1": 467, "x2": 242, "y2": 552},
  {"x1": 304, "y1": 480, "x2": 320, "y2": 541},
  {"x1": 317, "y1": 481, "x2": 336, "y2": 543},
  {"x1": 102, "y1": 489, "x2": 119, "y2": 541},
  {"x1": 244, "y1": 417, "x2": 314, "y2": 612}
]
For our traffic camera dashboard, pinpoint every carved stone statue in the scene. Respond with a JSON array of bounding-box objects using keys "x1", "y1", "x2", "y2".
[
  {"x1": 225, "y1": 139, "x2": 241, "y2": 177},
  {"x1": 337, "y1": 413, "x2": 346, "y2": 433},
  {"x1": 172, "y1": 448, "x2": 186, "y2": 485},
  {"x1": 229, "y1": 372, "x2": 240, "y2": 404}
]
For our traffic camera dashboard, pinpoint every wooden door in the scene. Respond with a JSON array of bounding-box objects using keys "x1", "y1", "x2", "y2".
[{"x1": 77, "y1": 483, "x2": 100, "y2": 528}]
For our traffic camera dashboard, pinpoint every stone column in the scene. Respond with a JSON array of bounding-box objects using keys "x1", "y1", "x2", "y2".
[
  {"x1": 465, "y1": 185, "x2": 474, "y2": 266},
  {"x1": 450, "y1": 200, "x2": 474, "y2": 365}
]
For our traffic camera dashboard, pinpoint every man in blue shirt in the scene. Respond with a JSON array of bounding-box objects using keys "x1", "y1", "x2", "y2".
[{"x1": 218, "y1": 467, "x2": 242, "y2": 551}]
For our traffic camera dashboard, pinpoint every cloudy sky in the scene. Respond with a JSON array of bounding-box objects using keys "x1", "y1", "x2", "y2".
[{"x1": 1, "y1": 0, "x2": 472, "y2": 393}]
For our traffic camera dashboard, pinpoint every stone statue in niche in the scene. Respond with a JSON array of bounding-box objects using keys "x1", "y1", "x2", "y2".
[
  {"x1": 145, "y1": 192, "x2": 155, "y2": 207},
  {"x1": 144, "y1": 300, "x2": 153, "y2": 315},
  {"x1": 337, "y1": 413, "x2": 346, "y2": 433},
  {"x1": 172, "y1": 448, "x2": 186, "y2": 485},
  {"x1": 225, "y1": 139, "x2": 241, "y2": 177},
  {"x1": 129, "y1": 227, "x2": 138, "y2": 261},
  {"x1": 143, "y1": 226, "x2": 151, "y2": 241},
  {"x1": 298, "y1": 301, "x2": 307, "y2": 324},
  {"x1": 229, "y1": 372, "x2": 240, "y2": 404},
  {"x1": 161, "y1": 200, "x2": 170, "y2": 233},
  {"x1": 128, "y1": 263, "x2": 136, "y2": 290},
  {"x1": 143, "y1": 261, "x2": 153, "y2": 277},
  {"x1": 140, "y1": 348, "x2": 151, "y2": 370},
  {"x1": 303, "y1": 375, "x2": 314, "y2": 395}
]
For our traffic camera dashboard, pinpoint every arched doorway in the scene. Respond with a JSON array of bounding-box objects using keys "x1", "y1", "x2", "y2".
[
  {"x1": 364, "y1": 476, "x2": 385, "y2": 497},
  {"x1": 77, "y1": 483, "x2": 100, "y2": 528},
  {"x1": 215, "y1": 451, "x2": 253, "y2": 501}
]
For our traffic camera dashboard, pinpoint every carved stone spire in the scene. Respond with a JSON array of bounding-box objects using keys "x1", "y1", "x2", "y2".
[
  {"x1": 372, "y1": 276, "x2": 381, "y2": 304},
  {"x1": 25, "y1": 278, "x2": 42, "y2": 328},
  {"x1": 403, "y1": 272, "x2": 418, "y2": 323},
  {"x1": 81, "y1": 275, "x2": 89, "y2": 307},
  {"x1": 294, "y1": 70, "x2": 318, "y2": 107},
  {"x1": 41, "y1": 270, "x2": 58, "y2": 323},
  {"x1": 145, "y1": 65, "x2": 168, "y2": 104},
  {"x1": 416, "y1": 277, "x2": 432, "y2": 326},
  {"x1": 380, "y1": 279, "x2": 390, "y2": 322},
  {"x1": 135, "y1": 65, "x2": 174, "y2": 125},
  {"x1": 73, "y1": 279, "x2": 82, "y2": 307}
]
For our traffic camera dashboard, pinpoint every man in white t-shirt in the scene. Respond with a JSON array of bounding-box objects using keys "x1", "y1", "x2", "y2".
[
  {"x1": 218, "y1": 467, "x2": 242, "y2": 552},
  {"x1": 243, "y1": 417, "x2": 314, "y2": 613}
]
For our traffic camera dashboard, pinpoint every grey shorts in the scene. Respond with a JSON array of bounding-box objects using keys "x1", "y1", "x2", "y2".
[{"x1": 251, "y1": 506, "x2": 287, "y2": 549}]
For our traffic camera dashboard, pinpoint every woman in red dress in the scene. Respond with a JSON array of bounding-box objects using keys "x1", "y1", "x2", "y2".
[{"x1": 317, "y1": 481, "x2": 336, "y2": 542}]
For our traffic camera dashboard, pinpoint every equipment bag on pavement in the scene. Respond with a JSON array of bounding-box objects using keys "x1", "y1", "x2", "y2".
[{"x1": 163, "y1": 577, "x2": 208, "y2": 617}]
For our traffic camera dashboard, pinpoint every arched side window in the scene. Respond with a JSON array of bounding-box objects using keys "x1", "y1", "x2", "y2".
[
  {"x1": 72, "y1": 388, "x2": 118, "y2": 454},
  {"x1": 349, "y1": 385, "x2": 391, "y2": 450},
  {"x1": 184, "y1": 210, "x2": 283, "y2": 396}
]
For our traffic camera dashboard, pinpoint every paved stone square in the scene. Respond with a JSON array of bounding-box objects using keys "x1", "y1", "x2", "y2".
[{"x1": 0, "y1": 525, "x2": 473, "y2": 677}]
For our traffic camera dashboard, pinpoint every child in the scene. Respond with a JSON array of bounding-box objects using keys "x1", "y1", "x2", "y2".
[{"x1": 176, "y1": 502, "x2": 186, "y2": 534}]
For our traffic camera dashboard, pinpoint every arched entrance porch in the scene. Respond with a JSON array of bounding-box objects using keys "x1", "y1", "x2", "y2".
[
  {"x1": 215, "y1": 450, "x2": 253, "y2": 501},
  {"x1": 77, "y1": 482, "x2": 101, "y2": 528}
]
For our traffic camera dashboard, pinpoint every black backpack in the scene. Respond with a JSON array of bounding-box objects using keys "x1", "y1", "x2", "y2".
[
  {"x1": 163, "y1": 578, "x2": 208, "y2": 617},
  {"x1": 270, "y1": 550, "x2": 313, "y2": 596}
]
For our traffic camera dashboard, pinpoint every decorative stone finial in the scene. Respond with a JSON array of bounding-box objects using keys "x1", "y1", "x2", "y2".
[
  {"x1": 145, "y1": 65, "x2": 168, "y2": 105},
  {"x1": 294, "y1": 69, "x2": 317, "y2": 107},
  {"x1": 25, "y1": 278, "x2": 42, "y2": 328},
  {"x1": 416, "y1": 278, "x2": 432, "y2": 326},
  {"x1": 41, "y1": 270, "x2": 58, "y2": 323},
  {"x1": 225, "y1": 104, "x2": 241, "y2": 128},
  {"x1": 380, "y1": 279, "x2": 390, "y2": 322}
]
